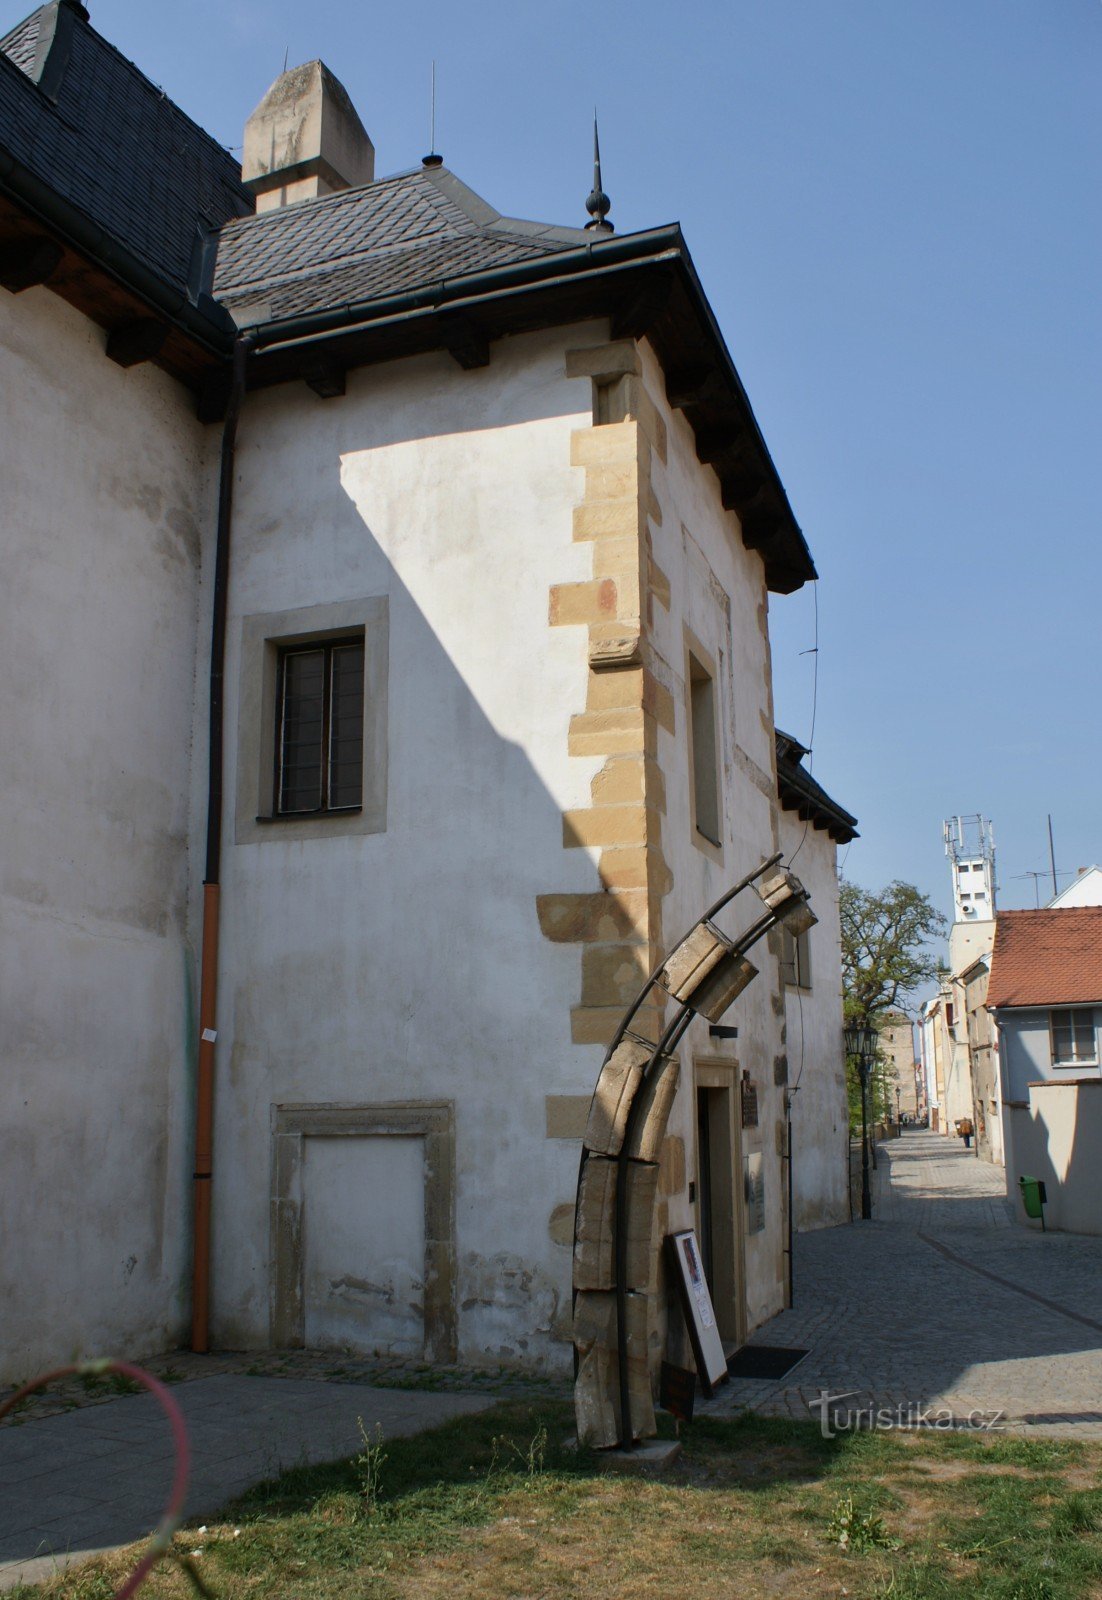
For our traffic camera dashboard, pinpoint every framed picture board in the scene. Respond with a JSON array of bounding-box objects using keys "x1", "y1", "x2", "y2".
[{"x1": 667, "y1": 1229, "x2": 728, "y2": 1396}]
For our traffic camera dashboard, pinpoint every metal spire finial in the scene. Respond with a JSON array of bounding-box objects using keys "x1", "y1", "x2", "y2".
[
  {"x1": 423, "y1": 60, "x2": 443, "y2": 168},
  {"x1": 585, "y1": 114, "x2": 613, "y2": 234}
]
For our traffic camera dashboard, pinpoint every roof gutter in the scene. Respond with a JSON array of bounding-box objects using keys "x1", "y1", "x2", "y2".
[
  {"x1": 0, "y1": 143, "x2": 236, "y2": 356},
  {"x1": 231, "y1": 224, "x2": 678, "y2": 345},
  {"x1": 233, "y1": 224, "x2": 686, "y2": 347},
  {"x1": 244, "y1": 254, "x2": 686, "y2": 372}
]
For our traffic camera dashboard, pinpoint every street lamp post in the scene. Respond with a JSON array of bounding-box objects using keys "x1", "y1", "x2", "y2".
[{"x1": 844, "y1": 1022, "x2": 879, "y2": 1222}]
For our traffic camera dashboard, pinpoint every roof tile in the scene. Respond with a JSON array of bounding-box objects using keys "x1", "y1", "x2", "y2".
[{"x1": 986, "y1": 908, "x2": 1102, "y2": 1009}]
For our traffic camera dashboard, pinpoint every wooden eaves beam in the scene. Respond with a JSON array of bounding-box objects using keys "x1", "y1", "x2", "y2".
[
  {"x1": 106, "y1": 317, "x2": 170, "y2": 367},
  {"x1": 0, "y1": 236, "x2": 64, "y2": 293}
]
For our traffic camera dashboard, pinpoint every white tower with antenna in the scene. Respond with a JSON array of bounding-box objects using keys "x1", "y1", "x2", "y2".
[{"x1": 944, "y1": 814, "x2": 996, "y2": 923}]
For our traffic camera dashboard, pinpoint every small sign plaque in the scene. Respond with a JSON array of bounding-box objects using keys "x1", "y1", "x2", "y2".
[
  {"x1": 741, "y1": 1073, "x2": 758, "y2": 1128},
  {"x1": 744, "y1": 1152, "x2": 765, "y2": 1234}
]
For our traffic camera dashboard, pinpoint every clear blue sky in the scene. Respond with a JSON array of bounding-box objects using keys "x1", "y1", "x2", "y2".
[{"x1": 23, "y1": 0, "x2": 1100, "y2": 921}]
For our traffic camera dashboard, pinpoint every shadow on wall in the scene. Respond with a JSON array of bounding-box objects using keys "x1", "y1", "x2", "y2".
[
  {"x1": 213, "y1": 338, "x2": 722, "y2": 1367},
  {"x1": 215, "y1": 359, "x2": 597, "y2": 1361},
  {"x1": 1002, "y1": 1083, "x2": 1102, "y2": 1237},
  {"x1": 1033, "y1": 1084, "x2": 1102, "y2": 1237}
]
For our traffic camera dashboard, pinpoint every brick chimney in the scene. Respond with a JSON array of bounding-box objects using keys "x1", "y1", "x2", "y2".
[{"x1": 242, "y1": 61, "x2": 375, "y2": 213}]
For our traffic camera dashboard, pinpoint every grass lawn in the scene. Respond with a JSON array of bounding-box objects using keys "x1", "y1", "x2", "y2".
[{"x1": 12, "y1": 1401, "x2": 1102, "y2": 1600}]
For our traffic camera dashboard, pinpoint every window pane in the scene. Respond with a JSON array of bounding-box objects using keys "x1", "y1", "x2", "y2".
[
  {"x1": 1071, "y1": 1009, "x2": 1096, "y2": 1061},
  {"x1": 279, "y1": 649, "x2": 324, "y2": 812},
  {"x1": 1051, "y1": 1012, "x2": 1082, "y2": 1064},
  {"x1": 328, "y1": 642, "x2": 365, "y2": 810}
]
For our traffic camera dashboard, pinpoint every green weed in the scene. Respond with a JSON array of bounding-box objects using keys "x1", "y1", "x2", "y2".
[{"x1": 826, "y1": 1491, "x2": 900, "y2": 1553}]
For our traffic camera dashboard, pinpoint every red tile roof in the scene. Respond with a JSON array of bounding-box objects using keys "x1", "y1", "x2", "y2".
[{"x1": 986, "y1": 908, "x2": 1102, "y2": 1009}]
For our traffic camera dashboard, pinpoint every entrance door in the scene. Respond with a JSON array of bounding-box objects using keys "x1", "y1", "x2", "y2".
[{"x1": 693, "y1": 1066, "x2": 745, "y2": 1346}]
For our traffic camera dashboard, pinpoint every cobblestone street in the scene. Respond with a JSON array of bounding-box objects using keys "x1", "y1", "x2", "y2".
[{"x1": 704, "y1": 1128, "x2": 1102, "y2": 1435}]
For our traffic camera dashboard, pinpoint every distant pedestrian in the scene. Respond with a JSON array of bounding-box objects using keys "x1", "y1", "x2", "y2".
[{"x1": 960, "y1": 1117, "x2": 974, "y2": 1149}]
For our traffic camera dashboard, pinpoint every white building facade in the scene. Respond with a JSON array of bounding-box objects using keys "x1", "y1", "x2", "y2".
[{"x1": 1, "y1": 6, "x2": 856, "y2": 1390}]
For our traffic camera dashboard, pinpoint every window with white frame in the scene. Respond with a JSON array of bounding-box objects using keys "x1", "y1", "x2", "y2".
[{"x1": 1050, "y1": 1009, "x2": 1097, "y2": 1067}]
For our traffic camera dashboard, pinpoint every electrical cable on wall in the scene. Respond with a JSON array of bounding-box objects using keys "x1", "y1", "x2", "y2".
[
  {"x1": 787, "y1": 577, "x2": 820, "y2": 1093},
  {"x1": 787, "y1": 577, "x2": 820, "y2": 871}
]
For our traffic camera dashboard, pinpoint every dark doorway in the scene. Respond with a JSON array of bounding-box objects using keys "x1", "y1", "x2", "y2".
[{"x1": 694, "y1": 1076, "x2": 742, "y2": 1344}]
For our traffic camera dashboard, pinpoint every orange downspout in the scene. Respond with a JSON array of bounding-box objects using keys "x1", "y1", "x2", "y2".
[
  {"x1": 190, "y1": 335, "x2": 249, "y2": 1353},
  {"x1": 190, "y1": 883, "x2": 221, "y2": 1351}
]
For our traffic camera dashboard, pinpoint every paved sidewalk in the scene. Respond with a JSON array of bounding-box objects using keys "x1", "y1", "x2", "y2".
[
  {"x1": 703, "y1": 1129, "x2": 1102, "y2": 1435},
  {"x1": 0, "y1": 1376, "x2": 491, "y2": 1591}
]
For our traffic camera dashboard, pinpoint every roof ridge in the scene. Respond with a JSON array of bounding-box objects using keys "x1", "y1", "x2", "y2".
[
  {"x1": 998, "y1": 906, "x2": 1102, "y2": 917},
  {"x1": 216, "y1": 167, "x2": 463, "y2": 239}
]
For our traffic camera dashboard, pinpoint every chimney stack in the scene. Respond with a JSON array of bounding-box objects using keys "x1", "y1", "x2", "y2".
[{"x1": 243, "y1": 61, "x2": 374, "y2": 213}]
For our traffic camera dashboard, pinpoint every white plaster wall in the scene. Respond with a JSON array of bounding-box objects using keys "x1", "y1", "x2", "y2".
[
  {"x1": 949, "y1": 918, "x2": 995, "y2": 980},
  {"x1": 0, "y1": 286, "x2": 212, "y2": 1381},
  {"x1": 200, "y1": 324, "x2": 606, "y2": 1366},
  {"x1": 777, "y1": 813, "x2": 849, "y2": 1230},
  {"x1": 635, "y1": 340, "x2": 789, "y2": 1337},
  {"x1": 301, "y1": 1136, "x2": 425, "y2": 1351},
  {"x1": 1050, "y1": 868, "x2": 1102, "y2": 907}
]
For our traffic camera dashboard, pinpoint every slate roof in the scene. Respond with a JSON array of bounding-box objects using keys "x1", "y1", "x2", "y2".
[
  {"x1": 0, "y1": 2, "x2": 252, "y2": 307},
  {"x1": 774, "y1": 729, "x2": 858, "y2": 844},
  {"x1": 986, "y1": 909, "x2": 1102, "y2": 1009},
  {"x1": 213, "y1": 166, "x2": 591, "y2": 325}
]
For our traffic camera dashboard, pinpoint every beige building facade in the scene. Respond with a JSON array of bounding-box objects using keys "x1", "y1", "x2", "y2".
[{"x1": 876, "y1": 1012, "x2": 919, "y2": 1121}]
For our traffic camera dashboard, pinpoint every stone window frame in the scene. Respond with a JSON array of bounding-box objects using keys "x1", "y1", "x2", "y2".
[
  {"x1": 235, "y1": 595, "x2": 388, "y2": 845},
  {"x1": 683, "y1": 626, "x2": 724, "y2": 864},
  {"x1": 270, "y1": 1101, "x2": 457, "y2": 1362}
]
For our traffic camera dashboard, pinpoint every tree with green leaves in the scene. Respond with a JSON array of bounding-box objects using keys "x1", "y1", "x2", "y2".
[
  {"x1": 840, "y1": 878, "x2": 946, "y2": 1130},
  {"x1": 840, "y1": 878, "x2": 947, "y2": 1025}
]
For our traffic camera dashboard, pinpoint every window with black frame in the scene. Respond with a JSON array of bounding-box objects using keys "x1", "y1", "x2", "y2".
[{"x1": 275, "y1": 637, "x2": 364, "y2": 815}]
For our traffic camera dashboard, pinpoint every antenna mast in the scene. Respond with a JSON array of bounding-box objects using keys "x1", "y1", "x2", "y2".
[{"x1": 423, "y1": 61, "x2": 443, "y2": 167}]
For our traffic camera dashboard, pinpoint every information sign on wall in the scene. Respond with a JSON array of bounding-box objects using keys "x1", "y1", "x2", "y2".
[{"x1": 744, "y1": 1151, "x2": 765, "y2": 1234}]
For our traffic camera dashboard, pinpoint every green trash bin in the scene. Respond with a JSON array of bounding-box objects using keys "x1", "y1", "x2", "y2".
[{"x1": 1019, "y1": 1175, "x2": 1047, "y2": 1228}]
